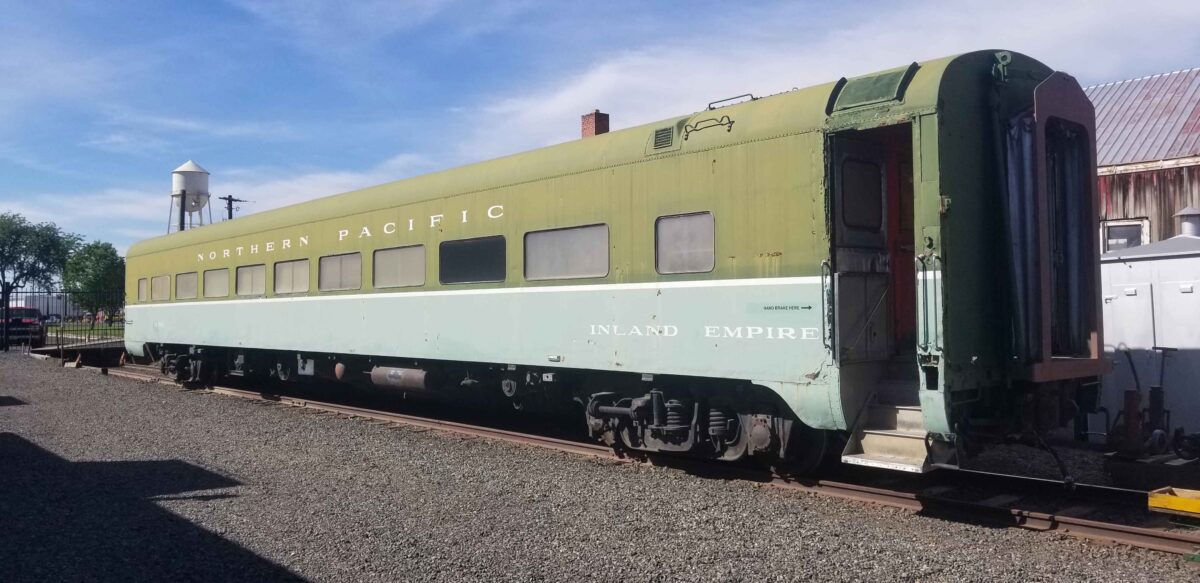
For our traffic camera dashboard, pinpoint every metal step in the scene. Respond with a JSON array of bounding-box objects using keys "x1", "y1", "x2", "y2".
[
  {"x1": 860, "y1": 428, "x2": 928, "y2": 460},
  {"x1": 841, "y1": 387, "x2": 931, "y2": 473},
  {"x1": 841, "y1": 452, "x2": 929, "y2": 473},
  {"x1": 841, "y1": 428, "x2": 930, "y2": 473},
  {"x1": 866, "y1": 404, "x2": 925, "y2": 433}
]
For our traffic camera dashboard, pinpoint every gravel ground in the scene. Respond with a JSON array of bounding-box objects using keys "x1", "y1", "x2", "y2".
[
  {"x1": 963, "y1": 441, "x2": 1114, "y2": 486},
  {"x1": 1, "y1": 352, "x2": 1196, "y2": 582}
]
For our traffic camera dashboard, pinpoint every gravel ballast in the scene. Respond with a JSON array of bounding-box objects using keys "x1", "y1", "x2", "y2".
[{"x1": 1, "y1": 352, "x2": 1196, "y2": 582}]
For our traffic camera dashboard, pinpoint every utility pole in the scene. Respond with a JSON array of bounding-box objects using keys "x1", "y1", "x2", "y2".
[
  {"x1": 218, "y1": 195, "x2": 247, "y2": 220},
  {"x1": 178, "y1": 189, "x2": 187, "y2": 232}
]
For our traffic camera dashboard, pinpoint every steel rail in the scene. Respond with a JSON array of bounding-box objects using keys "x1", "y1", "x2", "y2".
[
  {"x1": 761, "y1": 475, "x2": 1200, "y2": 555},
  {"x1": 101, "y1": 365, "x2": 1200, "y2": 558},
  {"x1": 209, "y1": 385, "x2": 618, "y2": 460}
]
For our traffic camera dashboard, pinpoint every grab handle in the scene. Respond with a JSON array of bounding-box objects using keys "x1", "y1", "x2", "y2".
[{"x1": 820, "y1": 260, "x2": 833, "y2": 352}]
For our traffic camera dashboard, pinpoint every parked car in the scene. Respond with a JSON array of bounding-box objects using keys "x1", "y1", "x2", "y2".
[
  {"x1": 2, "y1": 307, "x2": 47, "y2": 348},
  {"x1": 42, "y1": 314, "x2": 62, "y2": 325}
]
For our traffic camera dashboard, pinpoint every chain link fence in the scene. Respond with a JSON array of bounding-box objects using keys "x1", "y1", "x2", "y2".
[{"x1": 2, "y1": 289, "x2": 125, "y2": 358}]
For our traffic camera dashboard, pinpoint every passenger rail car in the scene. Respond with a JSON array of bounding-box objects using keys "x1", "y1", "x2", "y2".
[{"x1": 126, "y1": 50, "x2": 1106, "y2": 473}]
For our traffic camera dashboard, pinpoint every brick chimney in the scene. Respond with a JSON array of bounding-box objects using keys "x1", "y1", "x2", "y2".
[{"x1": 581, "y1": 109, "x2": 609, "y2": 138}]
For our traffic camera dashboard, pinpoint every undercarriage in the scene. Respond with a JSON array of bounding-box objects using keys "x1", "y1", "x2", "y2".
[{"x1": 148, "y1": 343, "x2": 835, "y2": 473}]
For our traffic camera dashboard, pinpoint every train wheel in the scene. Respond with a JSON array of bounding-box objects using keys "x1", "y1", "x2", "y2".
[
  {"x1": 275, "y1": 362, "x2": 292, "y2": 383},
  {"x1": 779, "y1": 423, "x2": 837, "y2": 476}
]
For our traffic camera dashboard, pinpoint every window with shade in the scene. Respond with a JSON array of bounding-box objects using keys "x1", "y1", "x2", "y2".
[
  {"x1": 274, "y1": 259, "x2": 310, "y2": 294},
  {"x1": 373, "y1": 246, "x2": 425, "y2": 288},
  {"x1": 319, "y1": 253, "x2": 361, "y2": 291},
  {"x1": 655, "y1": 212, "x2": 715, "y2": 274},
  {"x1": 524, "y1": 224, "x2": 608, "y2": 280},
  {"x1": 236, "y1": 265, "x2": 266, "y2": 296},
  {"x1": 204, "y1": 268, "x2": 229, "y2": 298},
  {"x1": 175, "y1": 272, "x2": 198, "y2": 299},
  {"x1": 151, "y1": 275, "x2": 170, "y2": 301}
]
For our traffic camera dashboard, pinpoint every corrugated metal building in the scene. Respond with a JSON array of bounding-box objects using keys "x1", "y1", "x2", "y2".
[{"x1": 1086, "y1": 67, "x2": 1200, "y2": 249}]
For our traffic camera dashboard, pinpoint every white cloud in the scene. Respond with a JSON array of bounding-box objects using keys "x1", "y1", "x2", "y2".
[
  {"x1": 82, "y1": 132, "x2": 172, "y2": 155},
  {"x1": 228, "y1": 0, "x2": 456, "y2": 54},
  {"x1": 0, "y1": 142, "x2": 86, "y2": 176},
  {"x1": 0, "y1": 39, "x2": 116, "y2": 123},
  {"x1": 83, "y1": 110, "x2": 300, "y2": 155},
  {"x1": 106, "y1": 111, "x2": 299, "y2": 140},
  {"x1": 0, "y1": 10, "x2": 157, "y2": 130},
  {"x1": 8, "y1": 152, "x2": 436, "y2": 253},
  {"x1": 214, "y1": 153, "x2": 435, "y2": 216},
  {"x1": 458, "y1": 0, "x2": 1200, "y2": 162},
  {"x1": 8, "y1": 0, "x2": 1200, "y2": 256}
]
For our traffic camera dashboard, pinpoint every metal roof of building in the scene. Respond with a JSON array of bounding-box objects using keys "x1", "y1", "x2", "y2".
[
  {"x1": 1101, "y1": 234, "x2": 1200, "y2": 261},
  {"x1": 1085, "y1": 67, "x2": 1200, "y2": 167}
]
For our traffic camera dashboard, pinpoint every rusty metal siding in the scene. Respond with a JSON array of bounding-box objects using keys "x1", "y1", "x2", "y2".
[
  {"x1": 1085, "y1": 68, "x2": 1200, "y2": 166},
  {"x1": 1099, "y1": 165, "x2": 1200, "y2": 241}
]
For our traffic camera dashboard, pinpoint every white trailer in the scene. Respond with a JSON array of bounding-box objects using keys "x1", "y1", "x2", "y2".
[{"x1": 1098, "y1": 215, "x2": 1200, "y2": 438}]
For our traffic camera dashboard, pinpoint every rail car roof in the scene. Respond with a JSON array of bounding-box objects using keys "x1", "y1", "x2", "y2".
[{"x1": 127, "y1": 50, "x2": 1033, "y2": 258}]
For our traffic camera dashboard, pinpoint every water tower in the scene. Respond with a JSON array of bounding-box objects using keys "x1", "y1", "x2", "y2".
[{"x1": 167, "y1": 160, "x2": 212, "y2": 232}]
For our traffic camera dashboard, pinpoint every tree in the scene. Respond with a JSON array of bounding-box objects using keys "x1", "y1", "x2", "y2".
[
  {"x1": 64, "y1": 241, "x2": 126, "y2": 328},
  {"x1": 0, "y1": 212, "x2": 79, "y2": 348}
]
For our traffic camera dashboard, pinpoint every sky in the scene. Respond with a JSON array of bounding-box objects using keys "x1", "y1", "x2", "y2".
[{"x1": 2, "y1": 0, "x2": 1199, "y2": 254}]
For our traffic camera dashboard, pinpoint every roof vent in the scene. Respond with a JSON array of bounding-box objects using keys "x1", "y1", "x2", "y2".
[
  {"x1": 653, "y1": 127, "x2": 673, "y2": 149},
  {"x1": 1176, "y1": 206, "x2": 1200, "y2": 237},
  {"x1": 831, "y1": 62, "x2": 919, "y2": 113}
]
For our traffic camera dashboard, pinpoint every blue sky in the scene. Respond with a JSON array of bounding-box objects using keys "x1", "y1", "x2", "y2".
[{"x1": 2, "y1": 0, "x2": 1199, "y2": 254}]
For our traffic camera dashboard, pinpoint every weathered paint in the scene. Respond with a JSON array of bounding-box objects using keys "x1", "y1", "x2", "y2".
[
  {"x1": 125, "y1": 50, "x2": 1098, "y2": 436},
  {"x1": 1084, "y1": 67, "x2": 1200, "y2": 168},
  {"x1": 126, "y1": 277, "x2": 842, "y2": 423},
  {"x1": 1099, "y1": 165, "x2": 1200, "y2": 241}
]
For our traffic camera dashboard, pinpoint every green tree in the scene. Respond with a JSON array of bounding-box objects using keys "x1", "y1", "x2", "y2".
[
  {"x1": 0, "y1": 212, "x2": 80, "y2": 347},
  {"x1": 64, "y1": 241, "x2": 126, "y2": 329}
]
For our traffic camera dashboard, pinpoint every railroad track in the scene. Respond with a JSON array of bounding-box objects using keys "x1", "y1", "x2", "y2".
[{"x1": 105, "y1": 362, "x2": 1200, "y2": 559}]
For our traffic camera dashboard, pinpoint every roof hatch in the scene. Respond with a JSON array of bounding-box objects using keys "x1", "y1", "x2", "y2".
[{"x1": 831, "y1": 62, "x2": 919, "y2": 113}]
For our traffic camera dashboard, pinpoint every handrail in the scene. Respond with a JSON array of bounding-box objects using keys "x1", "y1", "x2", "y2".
[
  {"x1": 917, "y1": 255, "x2": 929, "y2": 352},
  {"x1": 707, "y1": 93, "x2": 757, "y2": 110},
  {"x1": 820, "y1": 260, "x2": 833, "y2": 352},
  {"x1": 916, "y1": 253, "x2": 945, "y2": 353},
  {"x1": 931, "y1": 254, "x2": 944, "y2": 352}
]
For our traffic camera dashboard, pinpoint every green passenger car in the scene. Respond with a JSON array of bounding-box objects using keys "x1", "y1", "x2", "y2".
[{"x1": 126, "y1": 50, "x2": 1106, "y2": 473}]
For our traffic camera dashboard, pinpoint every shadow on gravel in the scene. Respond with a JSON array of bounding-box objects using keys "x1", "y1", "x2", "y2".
[
  {"x1": 0, "y1": 396, "x2": 26, "y2": 406},
  {"x1": 0, "y1": 432, "x2": 305, "y2": 582}
]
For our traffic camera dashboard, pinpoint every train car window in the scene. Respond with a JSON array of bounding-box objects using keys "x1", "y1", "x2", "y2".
[
  {"x1": 440, "y1": 236, "x2": 506, "y2": 284},
  {"x1": 656, "y1": 212, "x2": 715, "y2": 274},
  {"x1": 318, "y1": 253, "x2": 361, "y2": 291},
  {"x1": 137, "y1": 278, "x2": 147, "y2": 302},
  {"x1": 204, "y1": 268, "x2": 229, "y2": 298},
  {"x1": 236, "y1": 264, "x2": 266, "y2": 296},
  {"x1": 176, "y1": 272, "x2": 198, "y2": 300},
  {"x1": 525, "y1": 224, "x2": 609, "y2": 280},
  {"x1": 374, "y1": 245, "x2": 425, "y2": 288},
  {"x1": 841, "y1": 158, "x2": 883, "y2": 231},
  {"x1": 274, "y1": 259, "x2": 310, "y2": 294},
  {"x1": 150, "y1": 275, "x2": 170, "y2": 301}
]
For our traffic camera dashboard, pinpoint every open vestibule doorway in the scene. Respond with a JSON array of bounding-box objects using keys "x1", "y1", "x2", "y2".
[{"x1": 829, "y1": 123, "x2": 917, "y2": 393}]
